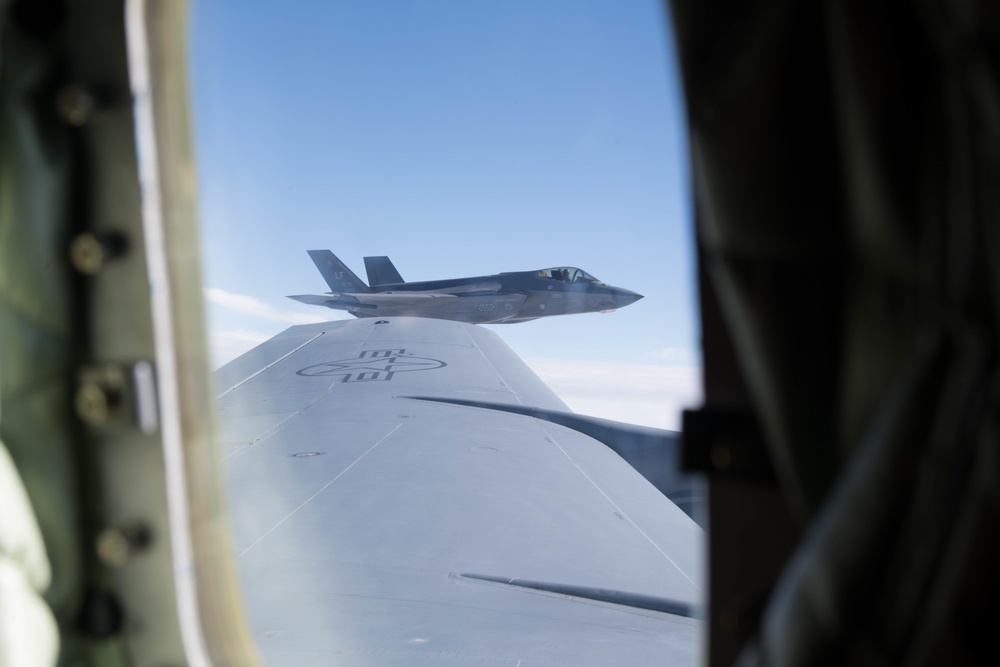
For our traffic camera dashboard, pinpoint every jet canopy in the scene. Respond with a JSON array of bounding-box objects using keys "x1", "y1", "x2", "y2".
[{"x1": 537, "y1": 267, "x2": 599, "y2": 283}]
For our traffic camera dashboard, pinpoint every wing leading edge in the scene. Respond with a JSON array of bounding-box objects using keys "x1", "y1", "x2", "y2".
[{"x1": 216, "y1": 317, "x2": 702, "y2": 665}]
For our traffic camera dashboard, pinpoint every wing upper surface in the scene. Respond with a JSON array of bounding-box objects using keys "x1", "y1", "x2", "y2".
[{"x1": 216, "y1": 317, "x2": 702, "y2": 665}]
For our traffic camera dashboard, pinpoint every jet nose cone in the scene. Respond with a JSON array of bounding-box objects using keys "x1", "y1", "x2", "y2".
[{"x1": 613, "y1": 287, "x2": 643, "y2": 308}]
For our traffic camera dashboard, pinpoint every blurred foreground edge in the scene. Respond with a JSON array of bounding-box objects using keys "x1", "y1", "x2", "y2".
[{"x1": 670, "y1": 1, "x2": 1000, "y2": 666}]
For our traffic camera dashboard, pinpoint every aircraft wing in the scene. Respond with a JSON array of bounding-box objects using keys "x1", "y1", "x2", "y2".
[
  {"x1": 431, "y1": 280, "x2": 503, "y2": 295},
  {"x1": 288, "y1": 292, "x2": 529, "y2": 323},
  {"x1": 216, "y1": 316, "x2": 702, "y2": 665},
  {"x1": 289, "y1": 292, "x2": 458, "y2": 305},
  {"x1": 287, "y1": 292, "x2": 464, "y2": 315}
]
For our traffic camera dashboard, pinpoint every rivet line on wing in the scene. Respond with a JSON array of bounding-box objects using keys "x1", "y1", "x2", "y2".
[
  {"x1": 460, "y1": 326, "x2": 525, "y2": 406},
  {"x1": 237, "y1": 423, "x2": 403, "y2": 557},
  {"x1": 216, "y1": 332, "x2": 324, "y2": 399},
  {"x1": 545, "y1": 429, "x2": 701, "y2": 592}
]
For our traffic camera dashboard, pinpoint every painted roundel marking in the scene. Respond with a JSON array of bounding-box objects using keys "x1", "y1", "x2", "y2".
[{"x1": 297, "y1": 349, "x2": 447, "y2": 383}]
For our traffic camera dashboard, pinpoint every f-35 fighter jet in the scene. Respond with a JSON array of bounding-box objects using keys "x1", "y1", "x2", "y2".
[{"x1": 288, "y1": 250, "x2": 643, "y2": 324}]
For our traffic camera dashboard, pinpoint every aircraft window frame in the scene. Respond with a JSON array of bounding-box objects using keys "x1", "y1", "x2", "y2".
[
  {"x1": 185, "y1": 3, "x2": 702, "y2": 664},
  {"x1": 537, "y1": 267, "x2": 598, "y2": 283}
]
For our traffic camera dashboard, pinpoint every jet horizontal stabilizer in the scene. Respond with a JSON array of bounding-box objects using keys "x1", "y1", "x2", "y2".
[{"x1": 287, "y1": 294, "x2": 377, "y2": 310}]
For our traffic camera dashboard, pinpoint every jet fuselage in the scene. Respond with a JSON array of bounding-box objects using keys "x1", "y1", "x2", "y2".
[{"x1": 288, "y1": 252, "x2": 643, "y2": 324}]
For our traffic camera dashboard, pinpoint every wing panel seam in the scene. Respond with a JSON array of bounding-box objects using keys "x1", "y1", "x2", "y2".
[
  {"x1": 216, "y1": 331, "x2": 324, "y2": 399},
  {"x1": 460, "y1": 326, "x2": 524, "y2": 406},
  {"x1": 237, "y1": 422, "x2": 403, "y2": 557},
  {"x1": 543, "y1": 427, "x2": 701, "y2": 592}
]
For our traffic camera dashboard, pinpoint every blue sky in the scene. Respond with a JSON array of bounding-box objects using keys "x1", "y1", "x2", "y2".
[{"x1": 190, "y1": 0, "x2": 700, "y2": 428}]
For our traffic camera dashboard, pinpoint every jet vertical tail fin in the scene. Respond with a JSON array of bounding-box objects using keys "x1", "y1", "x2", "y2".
[
  {"x1": 364, "y1": 256, "x2": 405, "y2": 287},
  {"x1": 307, "y1": 250, "x2": 372, "y2": 293}
]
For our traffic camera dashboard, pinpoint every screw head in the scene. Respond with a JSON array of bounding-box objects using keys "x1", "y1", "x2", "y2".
[
  {"x1": 76, "y1": 382, "x2": 117, "y2": 426},
  {"x1": 96, "y1": 524, "x2": 151, "y2": 568},
  {"x1": 96, "y1": 527, "x2": 130, "y2": 568},
  {"x1": 70, "y1": 233, "x2": 105, "y2": 274},
  {"x1": 70, "y1": 232, "x2": 127, "y2": 275}
]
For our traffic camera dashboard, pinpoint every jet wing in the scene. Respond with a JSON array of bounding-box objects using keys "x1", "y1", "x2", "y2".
[
  {"x1": 216, "y1": 317, "x2": 702, "y2": 666},
  {"x1": 431, "y1": 280, "x2": 503, "y2": 295},
  {"x1": 287, "y1": 292, "x2": 455, "y2": 309},
  {"x1": 288, "y1": 292, "x2": 529, "y2": 323}
]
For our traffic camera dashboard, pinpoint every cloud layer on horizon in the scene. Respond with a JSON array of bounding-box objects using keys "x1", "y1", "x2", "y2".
[
  {"x1": 205, "y1": 287, "x2": 329, "y2": 325},
  {"x1": 526, "y1": 358, "x2": 701, "y2": 430},
  {"x1": 205, "y1": 287, "x2": 337, "y2": 368}
]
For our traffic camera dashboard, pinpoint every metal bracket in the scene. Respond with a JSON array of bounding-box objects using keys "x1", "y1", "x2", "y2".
[{"x1": 76, "y1": 361, "x2": 159, "y2": 434}]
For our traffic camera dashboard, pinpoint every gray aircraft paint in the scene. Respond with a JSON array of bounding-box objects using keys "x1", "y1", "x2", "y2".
[
  {"x1": 216, "y1": 316, "x2": 702, "y2": 666},
  {"x1": 288, "y1": 250, "x2": 643, "y2": 323}
]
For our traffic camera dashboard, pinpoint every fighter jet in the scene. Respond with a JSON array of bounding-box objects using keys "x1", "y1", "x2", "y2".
[{"x1": 287, "y1": 249, "x2": 643, "y2": 323}]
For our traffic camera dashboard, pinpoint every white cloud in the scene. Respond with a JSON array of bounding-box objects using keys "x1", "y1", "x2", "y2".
[
  {"x1": 204, "y1": 287, "x2": 328, "y2": 325},
  {"x1": 525, "y1": 358, "x2": 702, "y2": 430},
  {"x1": 209, "y1": 329, "x2": 271, "y2": 369},
  {"x1": 651, "y1": 346, "x2": 698, "y2": 364}
]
